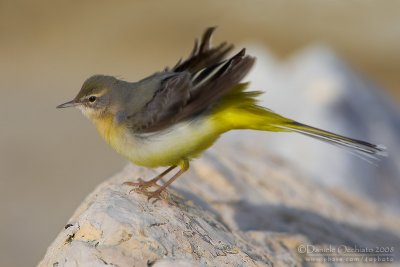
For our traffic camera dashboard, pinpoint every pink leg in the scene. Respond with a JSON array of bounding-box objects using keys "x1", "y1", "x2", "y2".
[
  {"x1": 145, "y1": 168, "x2": 186, "y2": 200},
  {"x1": 145, "y1": 160, "x2": 189, "y2": 200}
]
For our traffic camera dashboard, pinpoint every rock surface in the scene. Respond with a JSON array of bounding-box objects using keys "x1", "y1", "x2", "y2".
[
  {"x1": 39, "y1": 142, "x2": 400, "y2": 266},
  {"x1": 246, "y1": 46, "x2": 400, "y2": 209}
]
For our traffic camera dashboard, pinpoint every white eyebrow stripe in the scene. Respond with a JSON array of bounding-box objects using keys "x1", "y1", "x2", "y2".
[{"x1": 84, "y1": 89, "x2": 107, "y2": 98}]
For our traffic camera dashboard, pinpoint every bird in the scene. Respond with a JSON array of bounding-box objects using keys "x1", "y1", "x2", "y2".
[{"x1": 57, "y1": 27, "x2": 386, "y2": 200}]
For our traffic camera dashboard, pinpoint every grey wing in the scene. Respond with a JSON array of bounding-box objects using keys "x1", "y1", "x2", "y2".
[
  {"x1": 128, "y1": 72, "x2": 193, "y2": 132},
  {"x1": 130, "y1": 27, "x2": 255, "y2": 133}
]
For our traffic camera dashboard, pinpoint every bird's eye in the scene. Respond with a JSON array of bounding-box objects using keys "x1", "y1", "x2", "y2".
[{"x1": 88, "y1": 96, "x2": 97, "y2": 103}]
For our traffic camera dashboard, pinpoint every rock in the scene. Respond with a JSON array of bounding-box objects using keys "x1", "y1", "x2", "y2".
[
  {"x1": 245, "y1": 45, "x2": 400, "y2": 209},
  {"x1": 38, "y1": 146, "x2": 400, "y2": 266}
]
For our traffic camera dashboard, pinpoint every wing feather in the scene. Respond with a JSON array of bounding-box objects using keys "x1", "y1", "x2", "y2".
[
  {"x1": 173, "y1": 27, "x2": 234, "y2": 74},
  {"x1": 130, "y1": 28, "x2": 255, "y2": 133}
]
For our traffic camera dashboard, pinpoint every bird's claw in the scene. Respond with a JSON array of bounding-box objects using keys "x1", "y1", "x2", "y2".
[
  {"x1": 123, "y1": 178, "x2": 164, "y2": 200},
  {"x1": 142, "y1": 189, "x2": 163, "y2": 201},
  {"x1": 123, "y1": 178, "x2": 157, "y2": 189}
]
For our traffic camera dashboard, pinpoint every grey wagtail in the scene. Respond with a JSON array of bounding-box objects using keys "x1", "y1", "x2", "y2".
[{"x1": 57, "y1": 27, "x2": 386, "y2": 199}]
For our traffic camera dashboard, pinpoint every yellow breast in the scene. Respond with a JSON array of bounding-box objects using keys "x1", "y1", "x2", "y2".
[{"x1": 92, "y1": 115, "x2": 126, "y2": 151}]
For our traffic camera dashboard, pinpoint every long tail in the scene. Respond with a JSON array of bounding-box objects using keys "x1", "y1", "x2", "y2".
[
  {"x1": 248, "y1": 109, "x2": 387, "y2": 159},
  {"x1": 271, "y1": 119, "x2": 387, "y2": 159},
  {"x1": 214, "y1": 84, "x2": 387, "y2": 160}
]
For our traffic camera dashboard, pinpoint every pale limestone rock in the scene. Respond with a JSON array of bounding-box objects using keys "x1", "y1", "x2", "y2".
[{"x1": 39, "y1": 140, "x2": 400, "y2": 266}]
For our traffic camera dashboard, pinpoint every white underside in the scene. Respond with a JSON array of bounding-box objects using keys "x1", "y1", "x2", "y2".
[{"x1": 112, "y1": 117, "x2": 220, "y2": 167}]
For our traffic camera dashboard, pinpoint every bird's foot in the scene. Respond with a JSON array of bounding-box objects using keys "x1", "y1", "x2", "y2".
[
  {"x1": 123, "y1": 178, "x2": 164, "y2": 200},
  {"x1": 141, "y1": 188, "x2": 164, "y2": 201},
  {"x1": 123, "y1": 178, "x2": 158, "y2": 189}
]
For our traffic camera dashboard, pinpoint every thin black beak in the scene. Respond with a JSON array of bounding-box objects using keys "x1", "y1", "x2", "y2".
[{"x1": 56, "y1": 100, "x2": 79, "y2": 109}]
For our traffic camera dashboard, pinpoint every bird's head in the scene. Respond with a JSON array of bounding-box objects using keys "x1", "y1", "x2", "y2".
[{"x1": 57, "y1": 75, "x2": 122, "y2": 120}]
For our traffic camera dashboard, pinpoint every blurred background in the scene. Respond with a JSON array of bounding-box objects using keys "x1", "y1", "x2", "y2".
[{"x1": 0, "y1": 1, "x2": 399, "y2": 266}]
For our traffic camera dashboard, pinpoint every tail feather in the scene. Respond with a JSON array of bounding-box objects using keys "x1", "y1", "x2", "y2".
[
  {"x1": 273, "y1": 121, "x2": 387, "y2": 159},
  {"x1": 216, "y1": 84, "x2": 386, "y2": 160}
]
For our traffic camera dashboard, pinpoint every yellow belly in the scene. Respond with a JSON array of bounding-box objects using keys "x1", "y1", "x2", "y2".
[{"x1": 93, "y1": 115, "x2": 223, "y2": 168}]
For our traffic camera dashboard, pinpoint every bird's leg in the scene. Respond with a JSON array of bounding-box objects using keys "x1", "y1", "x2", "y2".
[
  {"x1": 145, "y1": 160, "x2": 189, "y2": 200},
  {"x1": 123, "y1": 166, "x2": 177, "y2": 189}
]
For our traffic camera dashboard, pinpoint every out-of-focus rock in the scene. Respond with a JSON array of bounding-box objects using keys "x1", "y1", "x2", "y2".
[
  {"x1": 245, "y1": 45, "x2": 400, "y2": 209},
  {"x1": 39, "y1": 149, "x2": 400, "y2": 266}
]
